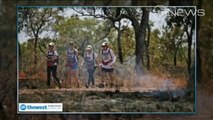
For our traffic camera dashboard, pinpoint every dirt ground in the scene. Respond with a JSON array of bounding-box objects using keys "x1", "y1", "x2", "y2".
[{"x1": 17, "y1": 88, "x2": 213, "y2": 120}]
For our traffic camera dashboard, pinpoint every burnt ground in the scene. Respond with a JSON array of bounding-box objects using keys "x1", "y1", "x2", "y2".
[{"x1": 19, "y1": 78, "x2": 194, "y2": 113}]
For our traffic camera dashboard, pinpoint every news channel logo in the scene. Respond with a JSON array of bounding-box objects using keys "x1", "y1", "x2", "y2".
[
  {"x1": 151, "y1": 5, "x2": 205, "y2": 20},
  {"x1": 20, "y1": 104, "x2": 27, "y2": 110},
  {"x1": 18, "y1": 103, "x2": 63, "y2": 112},
  {"x1": 151, "y1": 5, "x2": 170, "y2": 21}
]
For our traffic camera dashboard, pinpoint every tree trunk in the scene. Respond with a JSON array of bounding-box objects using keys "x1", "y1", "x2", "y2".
[
  {"x1": 145, "y1": 23, "x2": 151, "y2": 70},
  {"x1": 34, "y1": 36, "x2": 38, "y2": 65},
  {"x1": 117, "y1": 21, "x2": 123, "y2": 64},
  {"x1": 80, "y1": 38, "x2": 88, "y2": 57},
  {"x1": 18, "y1": 41, "x2": 21, "y2": 70},
  {"x1": 186, "y1": 25, "x2": 193, "y2": 74},
  {"x1": 135, "y1": 27, "x2": 143, "y2": 76},
  {"x1": 168, "y1": 0, "x2": 194, "y2": 72},
  {"x1": 135, "y1": 8, "x2": 149, "y2": 76},
  {"x1": 188, "y1": 0, "x2": 202, "y2": 89},
  {"x1": 174, "y1": 51, "x2": 177, "y2": 66},
  {"x1": 187, "y1": 36, "x2": 192, "y2": 73},
  {"x1": 184, "y1": 11, "x2": 194, "y2": 75},
  {"x1": 18, "y1": 41, "x2": 21, "y2": 58}
]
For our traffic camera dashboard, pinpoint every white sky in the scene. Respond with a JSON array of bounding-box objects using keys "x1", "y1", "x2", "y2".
[{"x1": 18, "y1": 7, "x2": 168, "y2": 44}]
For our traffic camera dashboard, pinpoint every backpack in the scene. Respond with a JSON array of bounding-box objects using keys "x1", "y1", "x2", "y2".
[
  {"x1": 85, "y1": 52, "x2": 95, "y2": 63},
  {"x1": 101, "y1": 48, "x2": 113, "y2": 59},
  {"x1": 67, "y1": 49, "x2": 78, "y2": 62},
  {"x1": 101, "y1": 49, "x2": 113, "y2": 65},
  {"x1": 47, "y1": 51, "x2": 59, "y2": 66},
  {"x1": 85, "y1": 52, "x2": 96, "y2": 69}
]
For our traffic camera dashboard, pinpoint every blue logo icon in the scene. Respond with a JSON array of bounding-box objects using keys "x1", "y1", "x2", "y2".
[{"x1": 20, "y1": 104, "x2": 26, "y2": 110}]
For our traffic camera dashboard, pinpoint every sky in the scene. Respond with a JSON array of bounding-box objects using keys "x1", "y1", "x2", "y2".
[{"x1": 18, "y1": 7, "x2": 168, "y2": 44}]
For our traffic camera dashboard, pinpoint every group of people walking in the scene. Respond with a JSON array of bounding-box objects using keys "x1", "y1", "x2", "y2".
[{"x1": 46, "y1": 40, "x2": 116, "y2": 89}]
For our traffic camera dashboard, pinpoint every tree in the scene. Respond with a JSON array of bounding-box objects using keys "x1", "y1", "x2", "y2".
[
  {"x1": 144, "y1": 21, "x2": 152, "y2": 70},
  {"x1": 168, "y1": 0, "x2": 198, "y2": 92},
  {"x1": 119, "y1": 27, "x2": 135, "y2": 60},
  {"x1": 113, "y1": 20, "x2": 131, "y2": 64},
  {"x1": 18, "y1": 7, "x2": 63, "y2": 65},
  {"x1": 167, "y1": 0, "x2": 194, "y2": 73},
  {"x1": 54, "y1": 16, "x2": 112, "y2": 57},
  {"x1": 73, "y1": 7, "x2": 150, "y2": 76},
  {"x1": 106, "y1": 7, "x2": 149, "y2": 76},
  {"x1": 161, "y1": 25, "x2": 186, "y2": 66},
  {"x1": 149, "y1": 29, "x2": 161, "y2": 66}
]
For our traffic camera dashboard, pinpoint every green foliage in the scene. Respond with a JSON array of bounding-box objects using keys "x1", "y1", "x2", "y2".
[
  {"x1": 149, "y1": 29, "x2": 162, "y2": 65},
  {"x1": 18, "y1": 7, "x2": 64, "y2": 64},
  {"x1": 54, "y1": 16, "x2": 113, "y2": 56},
  {"x1": 20, "y1": 37, "x2": 57, "y2": 74},
  {"x1": 121, "y1": 28, "x2": 135, "y2": 58},
  {"x1": 149, "y1": 25, "x2": 188, "y2": 68},
  {"x1": 19, "y1": 7, "x2": 192, "y2": 78},
  {"x1": 110, "y1": 27, "x2": 135, "y2": 61},
  {"x1": 18, "y1": 7, "x2": 64, "y2": 36},
  {"x1": 54, "y1": 16, "x2": 97, "y2": 44}
]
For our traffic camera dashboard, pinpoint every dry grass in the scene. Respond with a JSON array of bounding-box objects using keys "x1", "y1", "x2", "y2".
[{"x1": 19, "y1": 62, "x2": 189, "y2": 93}]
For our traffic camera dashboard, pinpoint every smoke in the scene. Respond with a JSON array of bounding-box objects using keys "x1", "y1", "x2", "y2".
[{"x1": 136, "y1": 74, "x2": 178, "y2": 92}]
